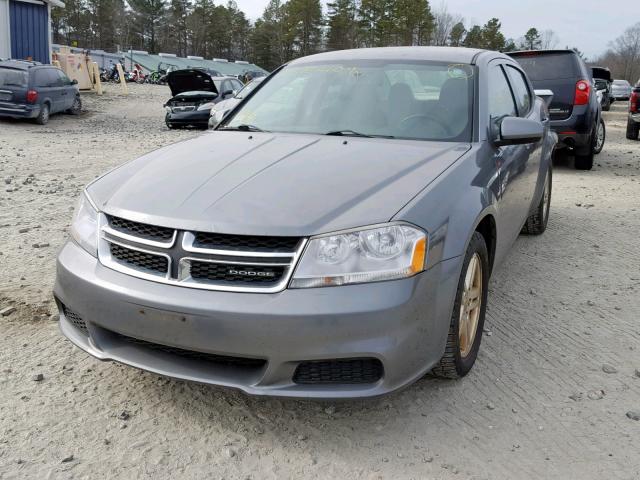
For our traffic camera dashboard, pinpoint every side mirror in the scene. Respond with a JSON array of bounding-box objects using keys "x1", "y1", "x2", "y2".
[
  {"x1": 71, "y1": 79, "x2": 78, "y2": 85},
  {"x1": 494, "y1": 116, "x2": 544, "y2": 147},
  {"x1": 534, "y1": 89, "x2": 553, "y2": 108},
  {"x1": 222, "y1": 89, "x2": 234, "y2": 98}
]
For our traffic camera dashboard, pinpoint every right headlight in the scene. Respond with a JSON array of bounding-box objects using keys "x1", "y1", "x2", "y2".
[
  {"x1": 70, "y1": 191, "x2": 99, "y2": 257},
  {"x1": 290, "y1": 224, "x2": 427, "y2": 288}
]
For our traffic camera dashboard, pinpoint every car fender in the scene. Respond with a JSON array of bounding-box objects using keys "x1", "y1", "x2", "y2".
[{"x1": 394, "y1": 146, "x2": 501, "y2": 271}]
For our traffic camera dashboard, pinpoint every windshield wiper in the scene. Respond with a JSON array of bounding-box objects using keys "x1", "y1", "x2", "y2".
[
  {"x1": 219, "y1": 124, "x2": 268, "y2": 132},
  {"x1": 325, "y1": 130, "x2": 395, "y2": 139}
]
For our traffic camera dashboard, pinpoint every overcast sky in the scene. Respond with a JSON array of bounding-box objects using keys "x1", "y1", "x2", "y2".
[{"x1": 230, "y1": 0, "x2": 630, "y2": 60}]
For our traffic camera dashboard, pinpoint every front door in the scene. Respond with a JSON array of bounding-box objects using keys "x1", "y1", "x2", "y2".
[{"x1": 487, "y1": 62, "x2": 535, "y2": 261}]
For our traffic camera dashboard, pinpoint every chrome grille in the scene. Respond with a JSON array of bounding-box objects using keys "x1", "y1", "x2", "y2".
[
  {"x1": 98, "y1": 214, "x2": 305, "y2": 293},
  {"x1": 110, "y1": 243, "x2": 169, "y2": 274},
  {"x1": 109, "y1": 215, "x2": 174, "y2": 242}
]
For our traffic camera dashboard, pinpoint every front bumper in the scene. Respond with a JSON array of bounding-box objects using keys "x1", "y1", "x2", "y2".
[
  {"x1": 54, "y1": 241, "x2": 460, "y2": 398},
  {"x1": 0, "y1": 102, "x2": 39, "y2": 119},
  {"x1": 165, "y1": 109, "x2": 210, "y2": 127}
]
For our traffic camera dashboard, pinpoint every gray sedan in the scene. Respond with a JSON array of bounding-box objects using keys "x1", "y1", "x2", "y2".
[
  {"x1": 612, "y1": 79, "x2": 632, "y2": 100},
  {"x1": 55, "y1": 47, "x2": 556, "y2": 398}
]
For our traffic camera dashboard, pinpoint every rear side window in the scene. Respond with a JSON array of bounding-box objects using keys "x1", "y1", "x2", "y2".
[
  {"x1": 512, "y1": 53, "x2": 579, "y2": 81},
  {"x1": 0, "y1": 68, "x2": 28, "y2": 88},
  {"x1": 505, "y1": 66, "x2": 532, "y2": 116},
  {"x1": 488, "y1": 65, "x2": 517, "y2": 119},
  {"x1": 34, "y1": 69, "x2": 56, "y2": 87}
]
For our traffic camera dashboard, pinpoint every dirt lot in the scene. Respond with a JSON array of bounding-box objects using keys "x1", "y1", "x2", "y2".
[{"x1": 1, "y1": 84, "x2": 639, "y2": 479}]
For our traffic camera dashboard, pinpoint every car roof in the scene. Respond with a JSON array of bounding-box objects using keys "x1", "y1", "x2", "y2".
[
  {"x1": 508, "y1": 49, "x2": 578, "y2": 57},
  {"x1": 288, "y1": 47, "x2": 489, "y2": 66},
  {"x1": 0, "y1": 59, "x2": 43, "y2": 70}
]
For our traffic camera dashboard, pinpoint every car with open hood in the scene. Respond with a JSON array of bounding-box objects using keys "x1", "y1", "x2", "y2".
[
  {"x1": 163, "y1": 69, "x2": 243, "y2": 129},
  {"x1": 55, "y1": 47, "x2": 556, "y2": 398},
  {"x1": 592, "y1": 66, "x2": 612, "y2": 111}
]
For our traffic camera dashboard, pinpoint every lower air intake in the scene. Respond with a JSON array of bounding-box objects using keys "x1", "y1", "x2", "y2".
[
  {"x1": 62, "y1": 305, "x2": 88, "y2": 334},
  {"x1": 293, "y1": 358, "x2": 383, "y2": 385}
]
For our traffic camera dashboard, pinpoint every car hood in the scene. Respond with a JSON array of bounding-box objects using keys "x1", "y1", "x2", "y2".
[
  {"x1": 87, "y1": 132, "x2": 470, "y2": 236},
  {"x1": 166, "y1": 69, "x2": 218, "y2": 97}
]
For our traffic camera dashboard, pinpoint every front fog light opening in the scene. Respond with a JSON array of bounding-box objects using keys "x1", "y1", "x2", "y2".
[{"x1": 290, "y1": 224, "x2": 427, "y2": 288}]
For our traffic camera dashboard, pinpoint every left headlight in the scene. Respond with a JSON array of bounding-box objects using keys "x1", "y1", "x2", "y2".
[
  {"x1": 290, "y1": 224, "x2": 427, "y2": 288},
  {"x1": 197, "y1": 102, "x2": 216, "y2": 111},
  {"x1": 70, "y1": 191, "x2": 99, "y2": 257}
]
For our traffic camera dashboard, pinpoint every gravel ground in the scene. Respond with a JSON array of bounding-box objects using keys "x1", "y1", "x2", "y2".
[{"x1": 1, "y1": 84, "x2": 639, "y2": 479}]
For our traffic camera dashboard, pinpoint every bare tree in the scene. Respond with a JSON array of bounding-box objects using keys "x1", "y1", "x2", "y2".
[
  {"x1": 431, "y1": 2, "x2": 462, "y2": 46},
  {"x1": 609, "y1": 22, "x2": 640, "y2": 82},
  {"x1": 540, "y1": 29, "x2": 559, "y2": 49}
]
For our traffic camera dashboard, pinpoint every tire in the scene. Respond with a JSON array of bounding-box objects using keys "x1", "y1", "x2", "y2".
[
  {"x1": 35, "y1": 103, "x2": 50, "y2": 125},
  {"x1": 521, "y1": 168, "x2": 551, "y2": 235},
  {"x1": 593, "y1": 118, "x2": 605, "y2": 154},
  {"x1": 627, "y1": 119, "x2": 640, "y2": 140},
  {"x1": 574, "y1": 127, "x2": 595, "y2": 170},
  {"x1": 432, "y1": 232, "x2": 489, "y2": 379},
  {"x1": 68, "y1": 96, "x2": 82, "y2": 115}
]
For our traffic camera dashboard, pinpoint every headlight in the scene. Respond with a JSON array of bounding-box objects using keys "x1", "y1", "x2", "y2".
[
  {"x1": 71, "y1": 192, "x2": 99, "y2": 256},
  {"x1": 197, "y1": 102, "x2": 215, "y2": 111},
  {"x1": 290, "y1": 224, "x2": 427, "y2": 288}
]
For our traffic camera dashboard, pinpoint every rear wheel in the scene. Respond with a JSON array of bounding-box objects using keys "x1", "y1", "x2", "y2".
[
  {"x1": 574, "y1": 125, "x2": 596, "y2": 170},
  {"x1": 432, "y1": 232, "x2": 489, "y2": 379},
  {"x1": 627, "y1": 119, "x2": 640, "y2": 140},
  {"x1": 521, "y1": 168, "x2": 551, "y2": 235},
  {"x1": 35, "y1": 103, "x2": 50, "y2": 125},
  {"x1": 593, "y1": 118, "x2": 605, "y2": 154}
]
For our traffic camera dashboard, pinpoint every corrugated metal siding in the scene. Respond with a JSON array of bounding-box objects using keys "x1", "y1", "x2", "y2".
[
  {"x1": 0, "y1": 0, "x2": 11, "y2": 59},
  {"x1": 9, "y1": 0, "x2": 49, "y2": 63}
]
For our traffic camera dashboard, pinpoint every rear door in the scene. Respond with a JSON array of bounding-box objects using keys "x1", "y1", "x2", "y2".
[
  {"x1": 33, "y1": 68, "x2": 60, "y2": 112},
  {"x1": 511, "y1": 52, "x2": 578, "y2": 121}
]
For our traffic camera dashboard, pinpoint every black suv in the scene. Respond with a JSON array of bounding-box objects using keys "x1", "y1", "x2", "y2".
[
  {"x1": 509, "y1": 50, "x2": 603, "y2": 170},
  {"x1": 0, "y1": 60, "x2": 82, "y2": 125}
]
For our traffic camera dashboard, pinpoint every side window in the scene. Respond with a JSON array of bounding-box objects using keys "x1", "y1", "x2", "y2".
[
  {"x1": 231, "y1": 79, "x2": 243, "y2": 91},
  {"x1": 34, "y1": 69, "x2": 51, "y2": 88},
  {"x1": 221, "y1": 80, "x2": 232, "y2": 93},
  {"x1": 505, "y1": 66, "x2": 532, "y2": 116},
  {"x1": 55, "y1": 69, "x2": 70, "y2": 86},
  {"x1": 488, "y1": 65, "x2": 517, "y2": 119},
  {"x1": 46, "y1": 69, "x2": 60, "y2": 87}
]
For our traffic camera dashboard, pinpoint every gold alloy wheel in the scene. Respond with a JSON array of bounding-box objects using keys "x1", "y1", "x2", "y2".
[{"x1": 459, "y1": 253, "x2": 483, "y2": 358}]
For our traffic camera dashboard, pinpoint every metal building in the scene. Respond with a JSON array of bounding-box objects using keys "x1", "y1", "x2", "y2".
[{"x1": 0, "y1": 0, "x2": 64, "y2": 63}]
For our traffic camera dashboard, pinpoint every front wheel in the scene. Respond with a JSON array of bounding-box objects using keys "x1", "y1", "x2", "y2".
[
  {"x1": 432, "y1": 232, "x2": 489, "y2": 379},
  {"x1": 68, "y1": 96, "x2": 82, "y2": 115},
  {"x1": 627, "y1": 119, "x2": 640, "y2": 140}
]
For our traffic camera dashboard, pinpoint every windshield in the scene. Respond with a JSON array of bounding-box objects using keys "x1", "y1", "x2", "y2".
[
  {"x1": 224, "y1": 60, "x2": 474, "y2": 142},
  {"x1": 0, "y1": 68, "x2": 28, "y2": 88},
  {"x1": 236, "y1": 79, "x2": 263, "y2": 99}
]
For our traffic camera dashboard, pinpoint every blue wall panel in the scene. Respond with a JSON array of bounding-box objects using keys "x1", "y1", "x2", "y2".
[{"x1": 9, "y1": 0, "x2": 49, "y2": 64}]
